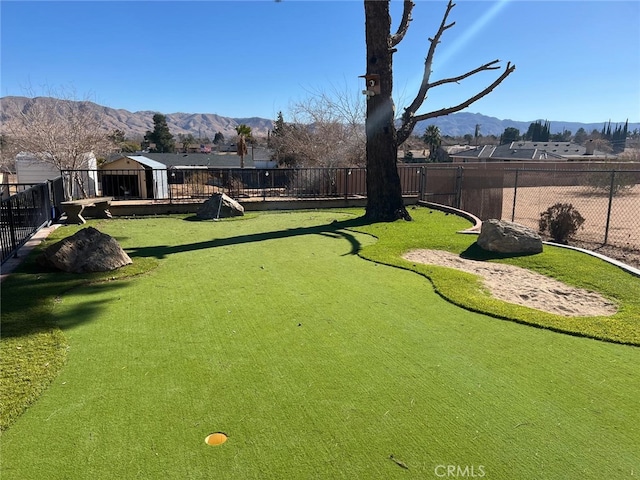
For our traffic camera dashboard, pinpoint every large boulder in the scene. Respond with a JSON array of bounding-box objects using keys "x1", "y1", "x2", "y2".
[
  {"x1": 197, "y1": 193, "x2": 244, "y2": 219},
  {"x1": 477, "y1": 219, "x2": 543, "y2": 254},
  {"x1": 38, "y1": 227, "x2": 132, "y2": 273}
]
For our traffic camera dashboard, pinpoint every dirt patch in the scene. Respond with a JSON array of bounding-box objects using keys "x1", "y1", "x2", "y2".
[
  {"x1": 403, "y1": 249, "x2": 618, "y2": 317},
  {"x1": 502, "y1": 184, "x2": 640, "y2": 257},
  {"x1": 569, "y1": 240, "x2": 640, "y2": 270}
]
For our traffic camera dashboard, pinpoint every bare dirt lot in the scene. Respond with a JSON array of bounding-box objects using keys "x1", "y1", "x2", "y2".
[{"x1": 502, "y1": 184, "x2": 640, "y2": 268}]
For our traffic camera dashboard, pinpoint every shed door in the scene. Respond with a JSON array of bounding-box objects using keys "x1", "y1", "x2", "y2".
[
  {"x1": 145, "y1": 168, "x2": 155, "y2": 199},
  {"x1": 102, "y1": 174, "x2": 140, "y2": 198}
]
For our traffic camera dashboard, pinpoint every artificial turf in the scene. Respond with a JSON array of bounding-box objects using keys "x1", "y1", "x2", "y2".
[{"x1": 1, "y1": 209, "x2": 638, "y2": 479}]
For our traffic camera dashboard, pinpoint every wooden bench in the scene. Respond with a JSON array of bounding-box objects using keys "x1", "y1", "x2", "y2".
[{"x1": 60, "y1": 197, "x2": 113, "y2": 224}]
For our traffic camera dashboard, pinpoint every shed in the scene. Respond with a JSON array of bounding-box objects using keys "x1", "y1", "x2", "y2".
[
  {"x1": 16, "y1": 152, "x2": 99, "y2": 198},
  {"x1": 100, "y1": 155, "x2": 169, "y2": 199}
]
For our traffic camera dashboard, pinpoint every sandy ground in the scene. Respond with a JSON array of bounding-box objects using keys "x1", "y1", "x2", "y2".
[
  {"x1": 502, "y1": 184, "x2": 640, "y2": 253},
  {"x1": 403, "y1": 249, "x2": 618, "y2": 317}
]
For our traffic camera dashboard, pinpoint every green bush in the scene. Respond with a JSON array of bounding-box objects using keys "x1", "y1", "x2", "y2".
[{"x1": 539, "y1": 203, "x2": 585, "y2": 244}]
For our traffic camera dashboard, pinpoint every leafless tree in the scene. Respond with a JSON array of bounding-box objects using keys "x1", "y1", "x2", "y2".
[
  {"x1": 364, "y1": 0, "x2": 516, "y2": 221},
  {"x1": 586, "y1": 131, "x2": 614, "y2": 154},
  {"x1": 0, "y1": 134, "x2": 18, "y2": 174},
  {"x1": 1, "y1": 86, "x2": 117, "y2": 198},
  {"x1": 271, "y1": 88, "x2": 366, "y2": 168}
]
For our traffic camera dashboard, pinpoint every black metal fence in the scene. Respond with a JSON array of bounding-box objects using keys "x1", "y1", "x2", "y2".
[
  {"x1": 1, "y1": 183, "x2": 47, "y2": 199},
  {"x1": 64, "y1": 166, "x2": 432, "y2": 203},
  {"x1": 0, "y1": 178, "x2": 64, "y2": 264},
  {"x1": 66, "y1": 167, "x2": 366, "y2": 202}
]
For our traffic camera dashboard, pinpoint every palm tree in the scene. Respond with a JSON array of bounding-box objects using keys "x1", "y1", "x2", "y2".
[
  {"x1": 235, "y1": 124, "x2": 252, "y2": 168},
  {"x1": 423, "y1": 125, "x2": 441, "y2": 162}
]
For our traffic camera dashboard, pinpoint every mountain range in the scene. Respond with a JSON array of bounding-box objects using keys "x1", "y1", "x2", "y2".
[
  {"x1": 1, "y1": 96, "x2": 637, "y2": 140},
  {"x1": 417, "y1": 113, "x2": 638, "y2": 139}
]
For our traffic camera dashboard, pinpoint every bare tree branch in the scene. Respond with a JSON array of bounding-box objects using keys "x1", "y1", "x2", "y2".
[
  {"x1": 401, "y1": 0, "x2": 456, "y2": 118},
  {"x1": 271, "y1": 89, "x2": 365, "y2": 168},
  {"x1": 390, "y1": 0, "x2": 414, "y2": 48},
  {"x1": 2, "y1": 87, "x2": 115, "y2": 171},
  {"x1": 426, "y1": 59, "x2": 501, "y2": 89},
  {"x1": 397, "y1": 62, "x2": 516, "y2": 145}
]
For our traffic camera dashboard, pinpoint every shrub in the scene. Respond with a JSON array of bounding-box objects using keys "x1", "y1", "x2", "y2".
[{"x1": 539, "y1": 203, "x2": 585, "y2": 244}]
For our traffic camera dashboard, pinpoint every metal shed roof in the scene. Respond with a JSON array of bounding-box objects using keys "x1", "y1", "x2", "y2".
[{"x1": 126, "y1": 155, "x2": 168, "y2": 169}]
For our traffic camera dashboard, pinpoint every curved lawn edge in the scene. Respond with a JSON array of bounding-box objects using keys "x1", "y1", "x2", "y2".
[
  {"x1": 0, "y1": 225, "x2": 160, "y2": 431},
  {"x1": 353, "y1": 207, "x2": 640, "y2": 347},
  {"x1": 544, "y1": 241, "x2": 640, "y2": 278}
]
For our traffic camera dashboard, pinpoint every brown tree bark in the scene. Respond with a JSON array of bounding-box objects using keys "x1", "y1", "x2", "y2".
[
  {"x1": 364, "y1": 0, "x2": 411, "y2": 221},
  {"x1": 363, "y1": 0, "x2": 514, "y2": 223}
]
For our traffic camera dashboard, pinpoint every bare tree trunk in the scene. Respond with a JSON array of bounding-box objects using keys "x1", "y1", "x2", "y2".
[
  {"x1": 362, "y1": 0, "x2": 513, "y2": 221},
  {"x1": 364, "y1": 1, "x2": 411, "y2": 221},
  {"x1": 237, "y1": 135, "x2": 247, "y2": 169}
]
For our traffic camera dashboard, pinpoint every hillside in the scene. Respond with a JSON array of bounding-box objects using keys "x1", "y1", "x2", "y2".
[
  {"x1": 415, "y1": 112, "x2": 638, "y2": 138},
  {"x1": 0, "y1": 96, "x2": 274, "y2": 140},
  {"x1": 1, "y1": 96, "x2": 636, "y2": 140}
]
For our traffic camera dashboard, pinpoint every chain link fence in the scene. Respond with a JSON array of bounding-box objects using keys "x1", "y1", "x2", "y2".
[
  {"x1": 418, "y1": 164, "x2": 639, "y2": 251},
  {"x1": 502, "y1": 168, "x2": 640, "y2": 251}
]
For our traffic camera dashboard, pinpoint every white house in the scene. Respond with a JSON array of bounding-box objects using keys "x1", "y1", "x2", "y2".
[{"x1": 15, "y1": 152, "x2": 99, "y2": 198}]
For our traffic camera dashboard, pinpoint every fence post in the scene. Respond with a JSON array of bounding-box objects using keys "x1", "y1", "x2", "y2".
[
  {"x1": 511, "y1": 169, "x2": 519, "y2": 222},
  {"x1": 45, "y1": 180, "x2": 54, "y2": 225},
  {"x1": 455, "y1": 166, "x2": 463, "y2": 209},
  {"x1": 7, "y1": 201, "x2": 18, "y2": 258},
  {"x1": 604, "y1": 170, "x2": 615, "y2": 245},
  {"x1": 344, "y1": 167, "x2": 349, "y2": 200},
  {"x1": 418, "y1": 167, "x2": 425, "y2": 200},
  {"x1": 263, "y1": 170, "x2": 269, "y2": 201}
]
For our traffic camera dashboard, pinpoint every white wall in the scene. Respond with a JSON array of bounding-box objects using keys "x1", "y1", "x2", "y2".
[
  {"x1": 15, "y1": 153, "x2": 60, "y2": 184},
  {"x1": 15, "y1": 152, "x2": 99, "y2": 198}
]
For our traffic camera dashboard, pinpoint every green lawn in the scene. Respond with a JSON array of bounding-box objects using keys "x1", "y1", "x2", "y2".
[{"x1": 1, "y1": 208, "x2": 638, "y2": 479}]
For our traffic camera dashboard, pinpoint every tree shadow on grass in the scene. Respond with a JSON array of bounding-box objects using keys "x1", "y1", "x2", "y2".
[
  {"x1": 126, "y1": 216, "x2": 373, "y2": 260},
  {"x1": 1, "y1": 216, "x2": 370, "y2": 338},
  {"x1": 1, "y1": 257, "x2": 137, "y2": 339},
  {"x1": 460, "y1": 241, "x2": 544, "y2": 261}
]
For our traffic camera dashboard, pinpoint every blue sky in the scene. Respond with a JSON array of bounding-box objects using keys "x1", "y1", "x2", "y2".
[{"x1": 2, "y1": 0, "x2": 639, "y2": 123}]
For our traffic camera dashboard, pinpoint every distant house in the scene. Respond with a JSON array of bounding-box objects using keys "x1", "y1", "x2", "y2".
[
  {"x1": 16, "y1": 151, "x2": 98, "y2": 198},
  {"x1": 175, "y1": 143, "x2": 214, "y2": 154},
  {"x1": 397, "y1": 149, "x2": 429, "y2": 163},
  {"x1": 449, "y1": 140, "x2": 615, "y2": 163},
  {"x1": 141, "y1": 152, "x2": 254, "y2": 169},
  {"x1": 137, "y1": 146, "x2": 274, "y2": 169}
]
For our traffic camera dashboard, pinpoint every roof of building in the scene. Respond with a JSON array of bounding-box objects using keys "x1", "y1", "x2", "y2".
[
  {"x1": 509, "y1": 141, "x2": 609, "y2": 157},
  {"x1": 105, "y1": 148, "x2": 274, "y2": 168},
  {"x1": 126, "y1": 155, "x2": 167, "y2": 169},
  {"x1": 141, "y1": 152, "x2": 253, "y2": 168},
  {"x1": 450, "y1": 141, "x2": 614, "y2": 161}
]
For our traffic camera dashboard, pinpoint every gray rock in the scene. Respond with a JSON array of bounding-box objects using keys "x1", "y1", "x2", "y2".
[
  {"x1": 477, "y1": 219, "x2": 543, "y2": 254},
  {"x1": 197, "y1": 193, "x2": 244, "y2": 219},
  {"x1": 38, "y1": 227, "x2": 132, "y2": 273}
]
